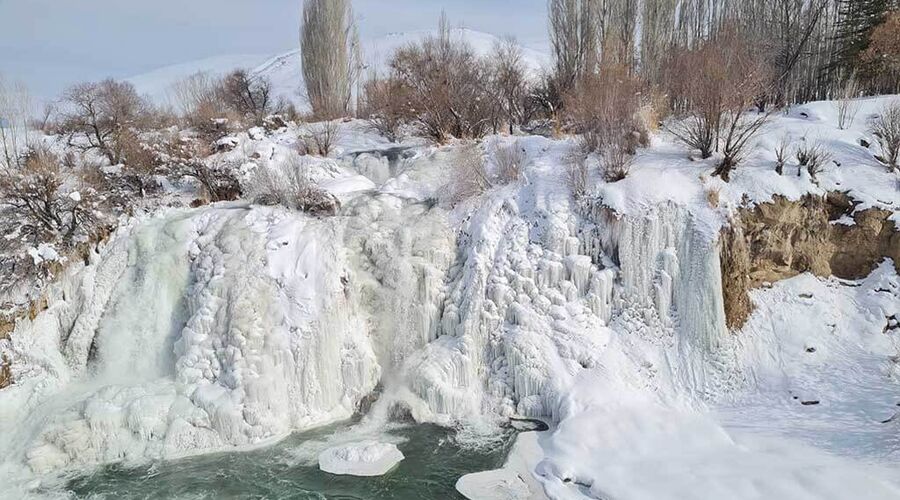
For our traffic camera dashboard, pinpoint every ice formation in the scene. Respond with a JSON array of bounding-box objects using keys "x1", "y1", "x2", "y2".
[
  {"x1": 0, "y1": 139, "x2": 778, "y2": 476},
  {"x1": 318, "y1": 441, "x2": 404, "y2": 476}
]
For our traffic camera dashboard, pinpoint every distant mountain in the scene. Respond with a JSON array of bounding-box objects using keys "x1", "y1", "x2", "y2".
[{"x1": 129, "y1": 29, "x2": 551, "y2": 112}]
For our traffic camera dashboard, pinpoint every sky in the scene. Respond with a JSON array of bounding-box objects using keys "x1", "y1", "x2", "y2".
[{"x1": 0, "y1": 0, "x2": 548, "y2": 100}]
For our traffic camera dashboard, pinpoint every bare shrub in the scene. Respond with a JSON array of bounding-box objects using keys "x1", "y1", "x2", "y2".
[
  {"x1": 160, "y1": 136, "x2": 240, "y2": 202},
  {"x1": 566, "y1": 148, "x2": 589, "y2": 198},
  {"x1": 716, "y1": 109, "x2": 770, "y2": 181},
  {"x1": 59, "y1": 79, "x2": 154, "y2": 165},
  {"x1": 0, "y1": 147, "x2": 99, "y2": 246},
  {"x1": 302, "y1": 121, "x2": 340, "y2": 157},
  {"x1": 116, "y1": 129, "x2": 163, "y2": 195},
  {"x1": 447, "y1": 144, "x2": 490, "y2": 204},
  {"x1": 492, "y1": 140, "x2": 527, "y2": 184},
  {"x1": 565, "y1": 63, "x2": 646, "y2": 154},
  {"x1": 795, "y1": 138, "x2": 832, "y2": 180},
  {"x1": 221, "y1": 70, "x2": 273, "y2": 126},
  {"x1": 173, "y1": 72, "x2": 231, "y2": 139},
  {"x1": 835, "y1": 76, "x2": 861, "y2": 130},
  {"x1": 361, "y1": 74, "x2": 411, "y2": 142},
  {"x1": 247, "y1": 156, "x2": 339, "y2": 216},
  {"x1": 705, "y1": 185, "x2": 721, "y2": 208},
  {"x1": 600, "y1": 141, "x2": 633, "y2": 182},
  {"x1": 389, "y1": 15, "x2": 493, "y2": 141},
  {"x1": 300, "y1": 0, "x2": 359, "y2": 119},
  {"x1": 774, "y1": 135, "x2": 791, "y2": 175},
  {"x1": 663, "y1": 25, "x2": 772, "y2": 180},
  {"x1": 869, "y1": 99, "x2": 900, "y2": 171}
]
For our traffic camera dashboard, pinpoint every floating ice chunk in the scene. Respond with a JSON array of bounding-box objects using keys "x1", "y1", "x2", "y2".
[{"x1": 318, "y1": 441, "x2": 404, "y2": 476}]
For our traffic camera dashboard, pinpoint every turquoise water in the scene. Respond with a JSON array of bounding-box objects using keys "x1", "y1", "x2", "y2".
[{"x1": 61, "y1": 423, "x2": 515, "y2": 499}]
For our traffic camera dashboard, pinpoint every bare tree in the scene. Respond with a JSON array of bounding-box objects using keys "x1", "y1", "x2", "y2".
[
  {"x1": 221, "y1": 70, "x2": 273, "y2": 126},
  {"x1": 389, "y1": 16, "x2": 494, "y2": 141},
  {"x1": 870, "y1": 99, "x2": 900, "y2": 171},
  {"x1": 859, "y1": 10, "x2": 900, "y2": 95},
  {"x1": 0, "y1": 77, "x2": 33, "y2": 170},
  {"x1": 59, "y1": 79, "x2": 153, "y2": 165},
  {"x1": 488, "y1": 37, "x2": 533, "y2": 134},
  {"x1": 549, "y1": 0, "x2": 602, "y2": 94},
  {"x1": 300, "y1": 0, "x2": 360, "y2": 119}
]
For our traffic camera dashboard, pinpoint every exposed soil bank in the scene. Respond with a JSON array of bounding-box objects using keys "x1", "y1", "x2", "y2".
[{"x1": 722, "y1": 192, "x2": 900, "y2": 329}]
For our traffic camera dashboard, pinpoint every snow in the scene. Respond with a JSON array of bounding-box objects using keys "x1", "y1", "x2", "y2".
[
  {"x1": 126, "y1": 54, "x2": 270, "y2": 108},
  {"x1": 595, "y1": 96, "x2": 900, "y2": 230},
  {"x1": 2, "y1": 95, "x2": 900, "y2": 498},
  {"x1": 457, "y1": 430, "x2": 547, "y2": 500},
  {"x1": 26, "y1": 244, "x2": 61, "y2": 265},
  {"x1": 317, "y1": 441, "x2": 404, "y2": 476}
]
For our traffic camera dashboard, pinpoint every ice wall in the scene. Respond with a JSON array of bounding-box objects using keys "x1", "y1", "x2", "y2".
[
  {"x1": 582, "y1": 201, "x2": 738, "y2": 396},
  {"x1": 404, "y1": 196, "x2": 735, "y2": 424},
  {"x1": 0, "y1": 176, "x2": 736, "y2": 478},
  {"x1": 403, "y1": 194, "x2": 617, "y2": 421},
  {"x1": 0, "y1": 206, "x2": 382, "y2": 474}
]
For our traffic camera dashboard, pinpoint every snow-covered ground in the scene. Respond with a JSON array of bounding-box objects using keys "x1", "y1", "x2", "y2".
[{"x1": 1, "y1": 95, "x2": 899, "y2": 499}]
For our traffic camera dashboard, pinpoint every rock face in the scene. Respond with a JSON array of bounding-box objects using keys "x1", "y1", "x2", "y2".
[{"x1": 721, "y1": 193, "x2": 900, "y2": 328}]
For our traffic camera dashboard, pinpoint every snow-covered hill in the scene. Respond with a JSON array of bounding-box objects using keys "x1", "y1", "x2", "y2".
[{"x1": 128, "y1": 29, "x2": 552, "y2": 111}]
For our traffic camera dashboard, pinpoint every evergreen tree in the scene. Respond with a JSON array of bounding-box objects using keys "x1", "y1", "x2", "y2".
[{"x1": 830, "y1": 0, "x2": 891, "y2": 84}]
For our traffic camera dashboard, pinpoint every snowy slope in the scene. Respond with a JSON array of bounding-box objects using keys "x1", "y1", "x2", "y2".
[
  {"x1": 129, "y1": 29, "x2": 552, "y2": 110},
  {"x1": 126, "y1": 54, "x2": 271, "y2": 109}
]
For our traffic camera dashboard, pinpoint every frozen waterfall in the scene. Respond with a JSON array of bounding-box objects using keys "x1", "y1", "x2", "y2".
[{"x1": 0, "y1": 185, "x2": 735, "y2": 479}]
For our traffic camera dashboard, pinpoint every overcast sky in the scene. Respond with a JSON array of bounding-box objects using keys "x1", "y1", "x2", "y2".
[{"x1": 0, "y1": 0, "x2": 548, "y2": 99}]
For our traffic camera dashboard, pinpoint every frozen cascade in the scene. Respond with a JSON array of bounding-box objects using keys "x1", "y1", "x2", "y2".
[
  {"x1": 0, "y1": 179, "x2": 735, "y2": 478},
  {"x1": 0, "y1": 187, "x2": 461, "y2": 477},
  {"x1": 403, "y1": 196, "x2": 737, "y2": 424},
  {"x1": 403, "y1": 194, "x2": 618, "y2": 421},
  {"x1": 581, "y1": 200, "x2": 740, "y2": 396},
  {"x1": 0, "y1": 206, "x2": 386, "y2": 474}
]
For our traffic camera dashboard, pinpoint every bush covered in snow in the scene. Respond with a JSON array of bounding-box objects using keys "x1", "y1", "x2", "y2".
[{"x1": 246, "y1": 155, "x2": 339, "y2": 216}]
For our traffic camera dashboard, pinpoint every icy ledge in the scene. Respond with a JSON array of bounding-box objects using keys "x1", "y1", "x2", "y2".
[
  {"x1": 318, "y1": 441, "x2": 404, "y2": 476},
  {"x1": 456, "y1": 431, "x2": 547, "y2": 500}
]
